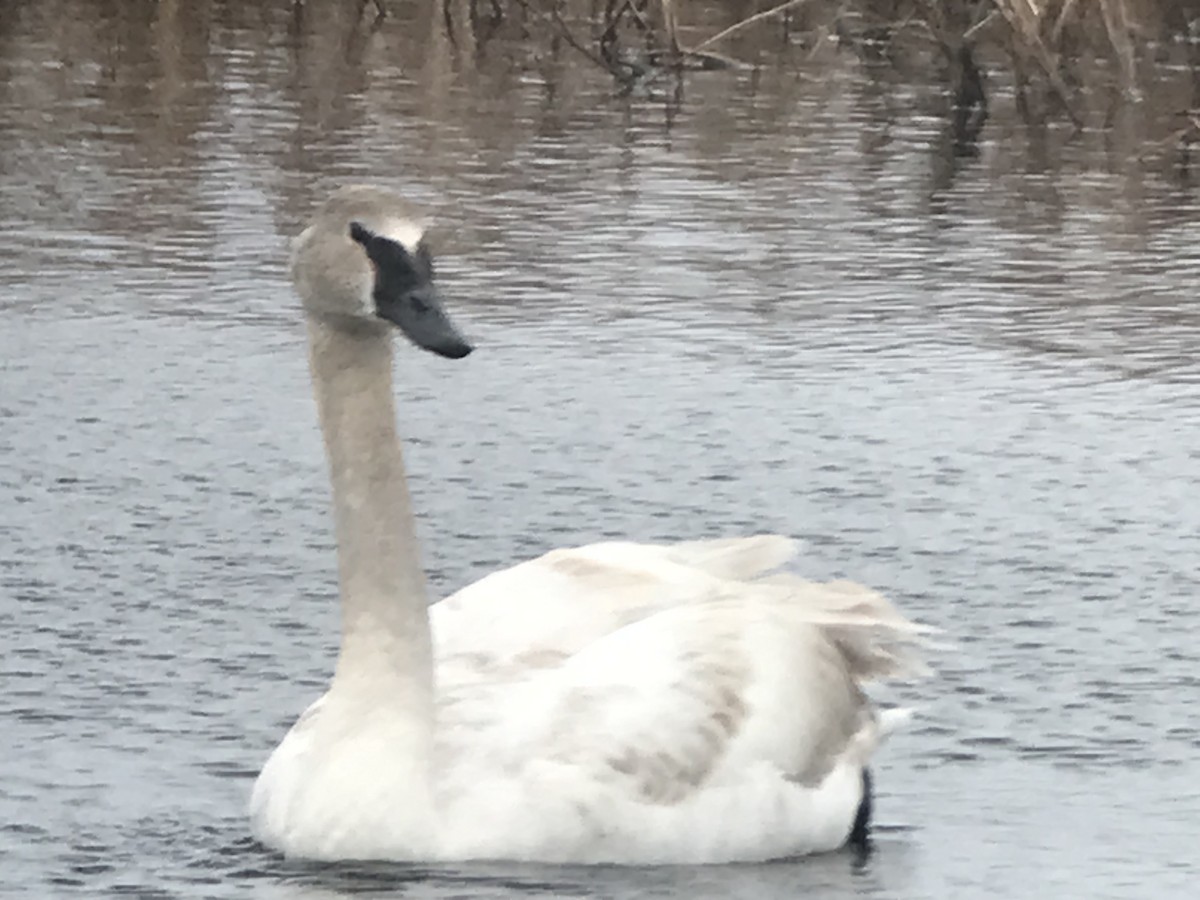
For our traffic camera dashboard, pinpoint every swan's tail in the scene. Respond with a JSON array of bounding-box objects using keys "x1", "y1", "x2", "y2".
[
  {"x1": 840, "y1": 706, "x2": 916, "y2": 775},
  {"x1": 760, "y1": 573, "x2": 936, "y2": 682},
  {"x1": 877, "y1": 706, "x2": 916, "y2": 740}
]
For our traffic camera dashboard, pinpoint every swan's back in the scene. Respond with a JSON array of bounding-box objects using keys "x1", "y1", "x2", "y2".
[
  {"x1": 422, "y1": 535, "x2": 930, "y2": 863},
  {"x1": 432, "y1": 535, "x2": 923, "y2": 688}
]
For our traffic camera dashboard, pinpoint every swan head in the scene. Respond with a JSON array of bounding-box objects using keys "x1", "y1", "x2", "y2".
[{"x1": 291, "y1": 185, "x2": 473, "y2": 360}]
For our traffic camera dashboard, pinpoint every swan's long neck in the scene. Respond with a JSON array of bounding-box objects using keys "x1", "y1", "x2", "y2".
[{"x1": 306, "y1": 317, "x2": 434, "y2": 710}]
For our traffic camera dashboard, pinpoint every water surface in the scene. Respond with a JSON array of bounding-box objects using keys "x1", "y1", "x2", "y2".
[{"x1": 1, "y1": 2, "x2": 1198, "y2": 898}]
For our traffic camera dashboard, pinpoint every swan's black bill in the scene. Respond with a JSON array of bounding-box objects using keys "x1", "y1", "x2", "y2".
[
  {"x1": 376, "y1": 286, "x2": 473, "y2": 359},
  {"x1": 349, "y1": 221, "x2": 474, "y2": 360}
]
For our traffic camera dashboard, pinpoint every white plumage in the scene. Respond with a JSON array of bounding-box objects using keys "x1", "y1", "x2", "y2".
[{"x1": 249, "y1": 186, "x2": 932, "y2": 864}]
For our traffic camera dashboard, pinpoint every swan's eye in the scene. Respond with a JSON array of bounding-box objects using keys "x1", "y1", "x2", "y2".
[{"x1": 411, "y1": 294, "x2": 430, "y2": 314}]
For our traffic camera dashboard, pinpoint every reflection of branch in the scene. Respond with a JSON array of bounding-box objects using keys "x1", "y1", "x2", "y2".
[
  {"x1": 1051, "y1": 0, "x2": 1081, "y2": 44},
  {"x1": 993, "y1": 0, "x2": 1083, "y2": 128},
  {"x1": 552, "y1": 0, "x2": 738, "y2": 86},
  {"x1": 963, "y1": 9, "x2": 999, "y2": 41},
  {"x1": 692, "y1": 0, "x2": 816, "y2": 53},
  {"x1": 599, "y1": 0, "x2": 633, "y2": 63},
  {"x1": 357, "y1": 0, "x2": 387, "y2": 22},
  {"x1": 550, "y1": 6, "x2": 623, "y2": 77}
]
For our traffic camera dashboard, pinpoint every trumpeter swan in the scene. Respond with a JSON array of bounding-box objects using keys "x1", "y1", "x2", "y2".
[{"x1": 249, "y1": 184, "x2": 930, "y2": 864}]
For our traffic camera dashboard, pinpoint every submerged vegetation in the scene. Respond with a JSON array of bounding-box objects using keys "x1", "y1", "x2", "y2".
[
  {"x1": 3, "y1": 0, "x2": 1196, "y2": 182},
  {"x1": 404, "y1": 0, "x2": 1200, "y2": 158}
]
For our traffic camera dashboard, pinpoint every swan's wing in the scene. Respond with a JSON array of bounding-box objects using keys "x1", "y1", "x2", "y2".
[
  {"x1": 430, "y1": 535, "x2": 799, "y2": 681},
  {"x1": 437, "y1": 580, "x2": 930, "y2": 862},
  {"x1": 525, "y1": 582, "x2": 928, "y2": 784}
]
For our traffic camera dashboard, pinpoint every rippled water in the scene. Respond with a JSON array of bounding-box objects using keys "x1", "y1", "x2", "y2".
[{"x1": 2, "y1": 1, "x2": 1199, "y2": 897}]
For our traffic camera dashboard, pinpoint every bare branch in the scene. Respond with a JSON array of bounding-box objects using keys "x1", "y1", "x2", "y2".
[{"x1": 692, "y1": 0, "x2": 818, "y2": 54}]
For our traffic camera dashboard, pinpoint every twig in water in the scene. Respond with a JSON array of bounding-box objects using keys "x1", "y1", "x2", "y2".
[
  {"x1": 993, "y1": 0, "x2": 1083, "y2": 128},
  {"x1": 599, "y1": 0, "x2": 634, "y2": 57},
  {"x1": 1051, "y1": 0, "x2": 1081, "y2": 44},
  {"x1": 660, "y1": 0, "x2": 681, "y2": 57},
  {"x1": 964, "y1": 9, "x2": 999, "y2": 42},
  {"x1": 1099, "y1": 0, "x2": 1136, "y2": 87},
  {"x1": 692, "y1": 0, "x2": 817, "y2": 54},
  {"x1": 550, "y1": 5, "x2": 625, "y2": 78}
]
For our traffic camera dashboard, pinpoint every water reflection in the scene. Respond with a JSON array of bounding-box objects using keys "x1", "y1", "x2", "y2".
[{"x1": 1, "y1": 1, "x2": 1198, "y2": 898}]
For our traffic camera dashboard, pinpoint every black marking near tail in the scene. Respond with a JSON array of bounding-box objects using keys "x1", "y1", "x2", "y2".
[{"x1": 848, "y1": 767, "x2": 873, "y2": 850}]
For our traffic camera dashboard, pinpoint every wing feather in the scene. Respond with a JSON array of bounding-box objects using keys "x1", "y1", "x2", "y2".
[{"x1": 452, "y1": 584, "x2": 926, "y2": 802}]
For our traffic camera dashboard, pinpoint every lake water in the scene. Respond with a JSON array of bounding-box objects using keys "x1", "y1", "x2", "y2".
[{"x1": 1, "y1": 1, "x2": 1198, "y2": 897}]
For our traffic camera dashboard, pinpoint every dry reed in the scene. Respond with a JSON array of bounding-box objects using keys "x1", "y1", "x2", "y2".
[{"x1": 420, "y1": 0, "x2": 1200, "y2": 154}]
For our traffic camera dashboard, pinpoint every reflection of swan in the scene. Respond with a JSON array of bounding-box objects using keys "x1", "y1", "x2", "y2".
[{"x1": 250, "y1": 185, "x2": 931, "y2": 864}]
